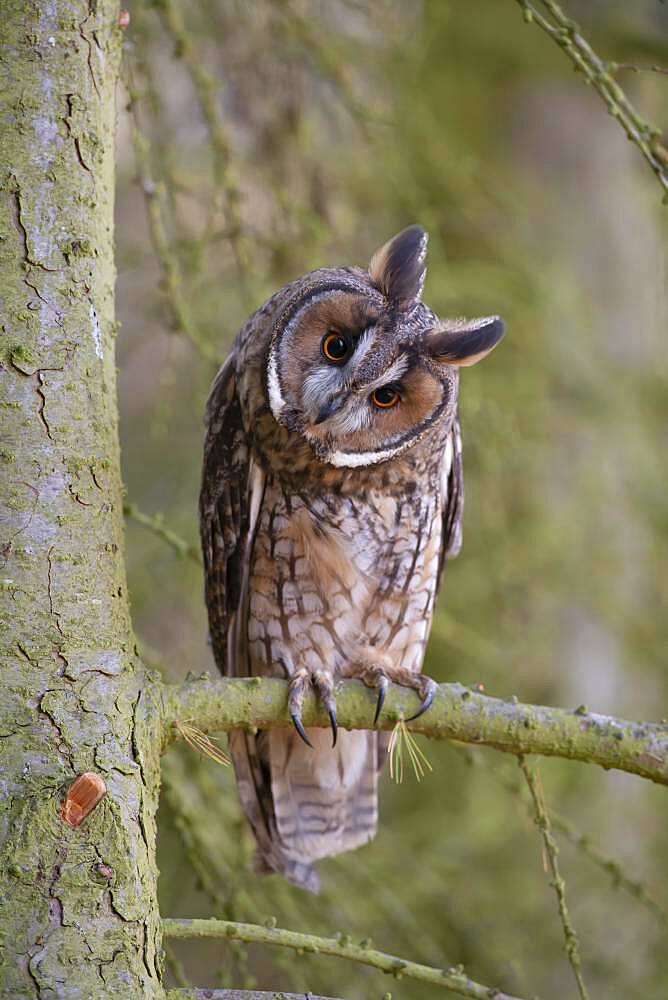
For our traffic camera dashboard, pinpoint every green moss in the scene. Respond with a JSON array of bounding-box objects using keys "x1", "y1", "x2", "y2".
[
  {"x1": 5, "y1": 343, "x2": 35, "y2": 367},
  {"x1": 60, "y1": 237, "x2": 96, "y2": 262}
]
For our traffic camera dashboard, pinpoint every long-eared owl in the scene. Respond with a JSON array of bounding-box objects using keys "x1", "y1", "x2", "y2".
[{"x1": 200, "y1": 226, "x2": 504, "y2": 891}]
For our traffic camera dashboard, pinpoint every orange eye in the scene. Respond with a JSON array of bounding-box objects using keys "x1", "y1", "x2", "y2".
[
  {"x1": 322, "y1": 332, "x2": 349, "y2": 363},
  {"x1": 371, "y1": 385, "x2": 400, "y2": 409}
]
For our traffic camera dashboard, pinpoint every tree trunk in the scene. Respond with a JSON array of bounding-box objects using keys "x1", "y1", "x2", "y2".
[{"x1": 0, "y1": 3, "x2": 163, "y2": 996}]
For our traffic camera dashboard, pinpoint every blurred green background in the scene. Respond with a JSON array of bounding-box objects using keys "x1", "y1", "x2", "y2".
[{"x1": 115, "y1": 1, "x2": 667, "y2": 996}]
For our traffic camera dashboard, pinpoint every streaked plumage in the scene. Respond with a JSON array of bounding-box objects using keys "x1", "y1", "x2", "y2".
[{"x1": 200, "y1": 226, "x2": 504, "y2": 891}]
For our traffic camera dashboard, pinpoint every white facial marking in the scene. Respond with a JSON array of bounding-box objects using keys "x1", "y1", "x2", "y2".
[
  {"x1": 327, "y1": 399, "x2": 372, "y2": 435},
  {"x1": 346, "y1": 329, "x2": 374, "y2": 373},
  {"x1": 365, "y1": 354, "x2": 409, "y2": 392},
  {"x1": 267, "y1": 347, "x2": 286, "y2": 420},
  {"x1": 302, "y1": 366, "x2": 342, "y2": 420},
  {"x1": 328, "y1": 442, "x2": 406, "y2": 468}
]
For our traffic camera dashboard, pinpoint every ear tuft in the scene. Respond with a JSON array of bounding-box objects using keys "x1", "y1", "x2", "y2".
[
  {"x1": 426, "y1": 316, "x2": 505, "y2": 367},
  {"x1": 369, "y1": 225, "x2": 428, "y2": 310}
]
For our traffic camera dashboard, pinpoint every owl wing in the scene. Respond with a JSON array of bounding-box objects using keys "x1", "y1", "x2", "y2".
[
  {"x1": 199, "y1": 355, "x2": 320, "y2": 892},
  {"x1": 437, "y1": 416, "x2": 464, "y2": 586},
  {"x1": 200, "y1": 353, "x2": 259, "y2": 677}
]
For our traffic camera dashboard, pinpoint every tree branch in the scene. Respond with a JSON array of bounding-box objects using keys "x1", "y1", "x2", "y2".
[
  {"x1": 515, "y1": 0, "x2": 668, "y2": 200},
  {"x1": 123, "y1": 62, "x2": 221, "y2": 363},
  {"x1": 519, "y1": 756, "x2": 589, "y2": 1000},
  {"x1": 166, "y1": 992, "x2": 341, "y2": 999},
  {"x1": 162, "y1": 918, "x2": 526, "y2": 1000},
  {"x1": 161, "y1": 676, "x2": 668, "y2": 786},
  {"x1": 457, "y1": 747, "x2": 667, "y2": 924},
  {"x1": 124, "y1": 502, "x2": 203, "y2": 565},
  {"x1": 155, "y1": 0, "x2": 251, "y2": 291}
]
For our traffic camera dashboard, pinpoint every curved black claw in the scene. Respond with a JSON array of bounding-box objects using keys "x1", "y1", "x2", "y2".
[
  {"x1": 291, "y1": 712, "x2": 314, "y2": 748},
  {"x1": 373, "y1": 676, "x2": 389, "y2": 727},
  {"x1": 405, "y1": 684, "x2": 436, "y2": 723},
  {"x1": 328, "y1": 706, "x2": 338, "y2": 748}
]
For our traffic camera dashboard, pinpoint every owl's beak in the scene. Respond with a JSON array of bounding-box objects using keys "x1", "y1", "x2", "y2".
[{"x1": 313, "y1": 395, "x2": 345, "y2": 425}]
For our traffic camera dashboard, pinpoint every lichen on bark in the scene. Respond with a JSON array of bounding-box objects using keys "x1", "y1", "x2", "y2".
[{"x1": 0, "y1": 3, "x2": 163, "y2": 996}]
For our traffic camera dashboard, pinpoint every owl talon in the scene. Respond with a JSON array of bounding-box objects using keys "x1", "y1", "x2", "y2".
[
  {"x1": 405, "y1": 682, "x2": 436, "y2": 722},
  {"x1": 289, "y1": 671, "x2": 338, "y2": 749},
  {"x1": 373, "y1": 676, "x2": 389, "y2": 726},
  {"x1": 327, "y1": 706, "x2": 338, "y2": 748},
  {"x1": 291, "y1": 712, "x2": 314, "y2": 748}
]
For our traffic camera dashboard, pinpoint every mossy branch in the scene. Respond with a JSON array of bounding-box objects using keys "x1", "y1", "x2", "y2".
[
  {"x1": 162, "y1": 918, "x2": 526, "y2": 1000},
  {"x1": 162, "y1": 676, "x2": 668, "y2": 786},
  {"x1": 515, "y1": 0, "x2": 668, "y2": 199},
  {"x1": 166, "y1": 992, "x2": 342, "y2": 999}
]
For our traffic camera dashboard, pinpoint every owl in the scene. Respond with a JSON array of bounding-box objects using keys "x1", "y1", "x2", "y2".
[{"x1": 200, "y1": 226, "x2": 504, "y2": 891}]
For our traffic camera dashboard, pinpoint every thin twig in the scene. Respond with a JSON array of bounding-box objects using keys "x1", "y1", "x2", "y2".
[
  {"x1": 550, "y1": 809, "x2": 667, "y2": 924},
  {"x1": 162, "y1": 917, "x2": 527, "y2": 1000},
  {"x1": 518, "y1": 756, "x2": 589, "y2": 1000},
  {"x1": 124, "y1": 502, "x2": 202, "y2": 565},
  {"x1": 165, "y1": 942, "x2": 191, "y2": 989},
  {"x1": 155, "y1": 0, "x2": 252, "y2": 298},
  {"x1": 388, "y1": 717, "x2": 433, "y2": 783},
  {"x1": 516, "y1": 0, "x2": 668, "y2": 199},
  {"x1": 175, "y1": 721, "x2": 230, "y2": 766},
  {"x1": 275, "y1": 0, "x2": 389, "y2": 128},
  {"x1": 458, "y1": 747, "x2": 667, "y2": 925},
  {"x1": 161, "y1": 760, "x2": 254, "y2": 987},
  {"x1": 612, "y1": 63, "x2": 668, "y2": 77},
  {"x1": 122, "y1": 62, "x2": 221, "y2": 363}
]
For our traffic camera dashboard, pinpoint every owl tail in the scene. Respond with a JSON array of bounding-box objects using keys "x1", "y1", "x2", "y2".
[{"x1": 229, "y1": 727, "x2": 384, "y2": 893}]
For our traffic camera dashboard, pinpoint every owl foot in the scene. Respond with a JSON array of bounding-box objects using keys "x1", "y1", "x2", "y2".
[
  {"x1": 355, "y1": 660, "x2": 437, "y2": 726},
  {"x1": 404, "y1": 676, "x2": 437, "y2": 722},
  {"x1": 288, "y1": 668, "x2": 338, "y2": 749},
  {"x1": 373, "y1": 675, "x2": 389, "y2": 726}
]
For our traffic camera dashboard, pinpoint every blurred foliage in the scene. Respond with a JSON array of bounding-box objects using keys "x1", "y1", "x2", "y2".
[{"x1": 115, "y1": 1, "x2": 667, "y2": 997}]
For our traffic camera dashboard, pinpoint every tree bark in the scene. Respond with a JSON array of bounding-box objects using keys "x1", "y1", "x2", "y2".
[{"x1": 0, "y1": 3, "x2": 163, "y2": 997}]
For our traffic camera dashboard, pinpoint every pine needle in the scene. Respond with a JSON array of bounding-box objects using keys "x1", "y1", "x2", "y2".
[
  {"x1": 175, "y1": 721, "x2": 230, "y2": 766},
  {"x1": 388, "y1": 717, "x2": 433, "y2": 783}
]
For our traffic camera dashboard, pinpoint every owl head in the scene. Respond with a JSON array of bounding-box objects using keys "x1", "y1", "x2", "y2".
[{"x1": 266, "y1": 226, "x2": 504, "y2": 467}]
